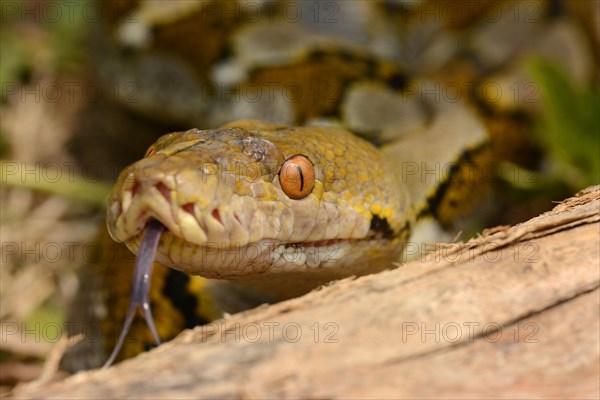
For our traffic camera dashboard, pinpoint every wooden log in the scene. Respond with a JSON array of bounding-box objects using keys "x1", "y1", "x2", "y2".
[{"x1": 12, "y1": 186, "x2": 600, "y2": 399}]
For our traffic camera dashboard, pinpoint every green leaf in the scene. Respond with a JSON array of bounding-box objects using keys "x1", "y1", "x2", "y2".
[
  {"x1": 1, "y1": 161, "x2": 112, "y2": 209},
  {"x1": 527, "y1": 58, "x2": 600, "y2": 189}
]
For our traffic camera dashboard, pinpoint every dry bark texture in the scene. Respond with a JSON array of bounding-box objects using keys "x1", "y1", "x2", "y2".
[{"x1": 12, "y1": 186, "x2": 600, "y2": 399}]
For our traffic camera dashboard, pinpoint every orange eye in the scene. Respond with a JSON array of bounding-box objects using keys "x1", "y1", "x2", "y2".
[
  {"x1": 279, "y1": 155, "x2": 315, "y2": 199},
  {"x1": 145, "y1": 144, "x2": 157, "y2": 157}
]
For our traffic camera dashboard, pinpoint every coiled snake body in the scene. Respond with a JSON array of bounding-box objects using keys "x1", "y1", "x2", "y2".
[{"x1": 66, "y1": 0, "x2": 591, "y2": 368}]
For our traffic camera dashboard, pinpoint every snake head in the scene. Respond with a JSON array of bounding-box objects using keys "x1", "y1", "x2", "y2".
[{"x1": 107, "y1": 120, "x2": 413, "y2": 298}]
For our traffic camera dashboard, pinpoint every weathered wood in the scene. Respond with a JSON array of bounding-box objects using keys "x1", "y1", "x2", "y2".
[{"x1": 12, "y1": 186, "x2": 600, "y2": 399}]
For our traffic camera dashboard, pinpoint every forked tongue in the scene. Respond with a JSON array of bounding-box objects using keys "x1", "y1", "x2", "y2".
[{"x1": 103, "y1": 220, "x2": 165, "y2": 368}]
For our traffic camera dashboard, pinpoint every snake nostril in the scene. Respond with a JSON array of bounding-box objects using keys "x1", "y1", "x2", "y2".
[
  {"x1": 212, "y1": 208, "x2": 222, "y2": 225},
  {"x1": 182, "y1": 203, "x2": 195, "y2": 216},
  {"x1": 131, "y1": 181, "x2": 140, "y2": 198},
  {"x1": 155, "y1": 182, "x2": 171, "y2": 203}
]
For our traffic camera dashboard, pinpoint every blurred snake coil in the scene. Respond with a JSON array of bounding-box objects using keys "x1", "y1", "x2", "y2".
[{"x1": 61, "y1": 0, "x2": 595, "y2": 370}]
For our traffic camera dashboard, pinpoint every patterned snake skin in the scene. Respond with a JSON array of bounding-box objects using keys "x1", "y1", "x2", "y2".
[{"x1": 62, "y1": 0, "x2": 595, "y2": 369}]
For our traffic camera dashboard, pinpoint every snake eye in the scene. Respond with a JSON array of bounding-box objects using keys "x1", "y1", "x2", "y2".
[
  {"x1": 145, "y1": 144, "x2": 157, "y2": 157},
  {"x1": 279, "y1": 155, "x2": 315, "y2": 199}
]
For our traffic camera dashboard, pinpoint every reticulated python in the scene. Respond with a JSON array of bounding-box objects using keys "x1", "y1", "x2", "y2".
[{"x1": 64, "y1": 0, "x2": 593, "y2": 369}]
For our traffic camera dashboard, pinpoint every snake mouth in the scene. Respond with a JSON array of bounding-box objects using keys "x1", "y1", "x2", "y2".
[
  {"x1": 108, "y1": 171, "x2": 369, "y2": 279},
  {"x1": 110, "y1": 181, "x2": 337, "y2": 245},
  {"x1": 123, "y1": 218, "x2": 350, "y2": 280},
  {"x1": 107, "y1": 179, "x2": 350, "y2": 278}
]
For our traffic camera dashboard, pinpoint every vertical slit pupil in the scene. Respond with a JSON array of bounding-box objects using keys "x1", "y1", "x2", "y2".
[{"x1": 296, "y1": 165, "x2": 304, "y2": 192}]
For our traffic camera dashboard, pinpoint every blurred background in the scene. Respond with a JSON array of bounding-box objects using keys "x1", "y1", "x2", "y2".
[{"x1": 1, "y1": 0, "x2": 598, "y2": 391}]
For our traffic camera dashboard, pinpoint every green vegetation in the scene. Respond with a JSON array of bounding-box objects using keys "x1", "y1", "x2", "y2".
[
  {"x1": 528, "y1": 58, "x2": 600, "y2": 189},
  {"x1": 0, "y1": 0, "x2": 90, "y2": 99}
]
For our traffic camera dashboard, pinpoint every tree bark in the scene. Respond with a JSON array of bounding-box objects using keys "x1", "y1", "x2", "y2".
[{"x1": 12, "y1": 186, "x2": 600, "y2": 399}]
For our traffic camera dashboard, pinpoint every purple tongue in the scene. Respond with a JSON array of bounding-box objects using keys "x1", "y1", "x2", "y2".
[{"x1": 103, "y1": 220, "x2": 165, "y2": 368}]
